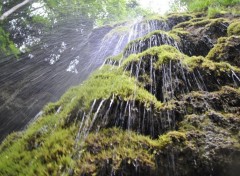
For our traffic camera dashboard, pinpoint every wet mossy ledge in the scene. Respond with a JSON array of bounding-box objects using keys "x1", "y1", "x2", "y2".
[{"x1": 1, "y1": 12, "x2": 240, "y2": 176}]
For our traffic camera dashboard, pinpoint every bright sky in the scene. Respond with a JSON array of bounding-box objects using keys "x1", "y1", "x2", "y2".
[{"x1": 138, "y1": 0, "x2": 171, "y2": 14}]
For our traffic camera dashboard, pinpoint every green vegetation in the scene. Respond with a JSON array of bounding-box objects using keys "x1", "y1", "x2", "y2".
[
  {"x1": 122, "y1": 45, "x2": 183, "y2": 68},
  {"x1": 105, "y1": 53, "x2": 123, "y2": 65},
  {"x1": 123, "y1": 30, "x2": 179, "y2": 55},
  {"x1": 171, "y1": 0, "x2": 240, "y2": 17},
  {"x1": 31, "y1": 15, "x2": 51, "y2": 27},
  {"x1": 228, "y1": 21, "x2": 240, "y2": 36},
  {"x1": 82, "y1": 128, "x2": 186, "y2": 165},
  {"x1": 43, "y1": 0, "x2": 152, "y2": 26},
  {"x1": 0, "y1": 27, "x2": 20, "y2": 57},
  {"x1": 46, "y1": 65, "x2": 162, "y2": 111},
  {"x1": 1, "y1": 7, "x2": 240, "y2": 176},
  {"x1": 76, "y1": 128, "x2": 159, "y2": 175},
  {"x1": 123, "y1": 44, "x2": 240, "y2": 74},
  {"x1": 173, "y1": 17, "x2": 229, "y2": 30},
  {"x1": 207, "y1": 36, "x2": 240, "y2": 66},
  {"x1": 0, "y1": 125, "x2": 188, "y2": 175},
  {"x1": 0, "y1": 0, "x2": 153, "y2": 57}
]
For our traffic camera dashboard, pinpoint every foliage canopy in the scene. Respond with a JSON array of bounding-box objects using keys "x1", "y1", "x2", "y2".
[{"x1": 0, "y1": 0, "x2": 151, "y2": 57}]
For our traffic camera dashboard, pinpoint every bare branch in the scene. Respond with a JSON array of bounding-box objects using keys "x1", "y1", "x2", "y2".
[{"x1": 0, "y1": 0, "x2": 34, "y2": 21}]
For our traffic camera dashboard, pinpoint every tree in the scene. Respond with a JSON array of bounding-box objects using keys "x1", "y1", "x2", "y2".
[
  {"x1": 171, "y1": 0, "x2": 240, "y2": 12},
  {"x1": 0, "y1": 0, "x2": 150, "y2": 57},
  {"x1": 0, "y1": 0, "x2": 33, "y2": 21}
]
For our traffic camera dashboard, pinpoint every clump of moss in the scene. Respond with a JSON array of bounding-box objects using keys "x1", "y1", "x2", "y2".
[
  {"x1": 166, "y1": 13, "x2": 195, "y2": 25},
  {"x1": 0, "y1": 124, "x2": 188, "y2": 176},
  {"x1": 206, "y1": 36, "x2": 240, "y2": 66},
  {"x1": 184, "y1": 55, "x2": 240, "y2": 73},
  {"x1": 174, "y1": 17, "x2": 229, "y2": 30},
  {"x1": 228, "y1": 21, "x2": 240, "y2": 36},
  {"x1": 170, "y1": 28, "x2": 190, "y2": 39},
  {"x1": 123, "y1": 44, "x2": 240, "y2": 76},
  {"x1": 74, "y1": 127, "x2": 187, "y2": 175},
  {"x1": 0, "y1": 125, "x2": 76, "y2": 175},
  {"x1": 122, "y1": 45, "x2": 183, "y2": 69}
]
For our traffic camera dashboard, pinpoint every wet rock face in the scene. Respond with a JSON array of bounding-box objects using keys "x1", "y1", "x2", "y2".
[
  {"x1": 123, "y1": 32, "x2": 179, "y2": 58},
  {"x1": 1, "y1": 13, "x2": 240, "y2": 176},
  {"x1": 166, "y1": 14, "x2": 194, "y2": 29},
  {"x1": 175, "y1": 19, "x2": 229, "y2": 56}
]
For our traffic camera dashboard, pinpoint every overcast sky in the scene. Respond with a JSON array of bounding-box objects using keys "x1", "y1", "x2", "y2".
[{"x1": 138, "y1": 0, "x2": 171, "y2": 14}]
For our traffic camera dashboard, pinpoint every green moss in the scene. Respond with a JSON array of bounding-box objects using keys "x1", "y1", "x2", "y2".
[
  {"x1": 158, "y1": 131, "x2": 187, "y2": 148},
  {"x1": 0, "y1": 124, "x2": 188, "y2": 175},
  {"x1": 0, "y1": 132, "x2": 23, "y2": 152},
  {"x1": 43, "y1": 65, "x2": 162, "y2": 115},
  {"x1": 173, "y1": 18, "x2": 211, "y2": 29},
  {"x1": 166, "y1": 13, "x2": 195, "y2": 20},
  {"x1": 206, "y1": 36, "x2": 240, "y2": 66},
  {"x1": 122, "y1": 45, "x2": 183, "y2": 69},
  {"x1": 0, "y1": 125, "x2": 76, "y2": 175},
  {"x1": 123, "y1": 44, "x2": 240, "y2": 79},
  {"x1": 0, "y1": 62, "x2": 165, "y2": 174},
  {"x1": 183, "y1": 54, "x2": 240, "y2": 74},
  {"x1": 170, "y1": 28, "x2": 190, "y2": 39},
  {"x1": 174, "y1": 17, "x2": 229, "y2": 30},
  {"x1": 228, "y1": 21, "x2": 240, "y2": 36},
  {"x1": 1, "y1": 10, "x2": 240, "y2": 175},
  {"x1": 75, "y1": 128, "x2": 187, "y2": 175}
]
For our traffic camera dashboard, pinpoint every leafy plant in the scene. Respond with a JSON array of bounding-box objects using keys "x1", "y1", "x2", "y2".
[{"x1": 0, "y1": 27, "x2": 20, "y2": 57}]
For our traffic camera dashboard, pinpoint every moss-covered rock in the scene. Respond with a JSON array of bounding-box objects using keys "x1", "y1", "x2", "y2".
[
  {"x1": 122, "y1": 45, "x2": 240, "y2": 102},
  {"x1": 1, "y1": 10, "x2": 240, "y2": 176},
  {"x1": 173, "y1": 18, "x2": 229, "y2": 57},
  {"x1": 207, "y1": 36, "x2": 240, "y2": 67},
  {"x1": 123, "y1": 30, "x2": 179, "y2": 58}
]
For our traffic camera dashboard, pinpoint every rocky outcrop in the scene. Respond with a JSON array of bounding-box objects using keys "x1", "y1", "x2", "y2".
[{"x1": 0, "y1": 12, "x2": 239, "y2": 176}]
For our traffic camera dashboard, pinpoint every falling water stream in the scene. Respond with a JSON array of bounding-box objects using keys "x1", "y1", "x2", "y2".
[
  {"x1": 1, "y1": 1, "x2": 240, "y2": 175},
  {"x1": 0, "y1": 16, "x2": 174, "y2": 142}
]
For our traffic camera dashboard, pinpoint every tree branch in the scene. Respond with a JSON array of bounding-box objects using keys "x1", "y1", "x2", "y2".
[{"x1": 0, "y1": 0, "x2": 34, "y2": 21}]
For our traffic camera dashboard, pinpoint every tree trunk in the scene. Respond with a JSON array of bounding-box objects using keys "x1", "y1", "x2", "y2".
[{"x1": 0, "y1": 0, "x2": 33, "y2": 21}]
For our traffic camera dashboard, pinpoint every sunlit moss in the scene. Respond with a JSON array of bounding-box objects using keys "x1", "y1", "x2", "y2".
[
  {"x1": 206, "y1": 36, "x2": 240, "y2": 66},
  {"x1": 123, "y1": 44, "x2": 240, "y2": 76},
  {"x1": 0, "y1": 126, "x2": 76, "y2": 175},
  {"x1": 228, "y1": 21, "x2": 240, "y2": 36},
  {"x1": 170, "y1": 28, "x2": 190, "y2": 39},
  {"x1": 122, "y1": 45, "x2": 183, "y2": 69}
]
